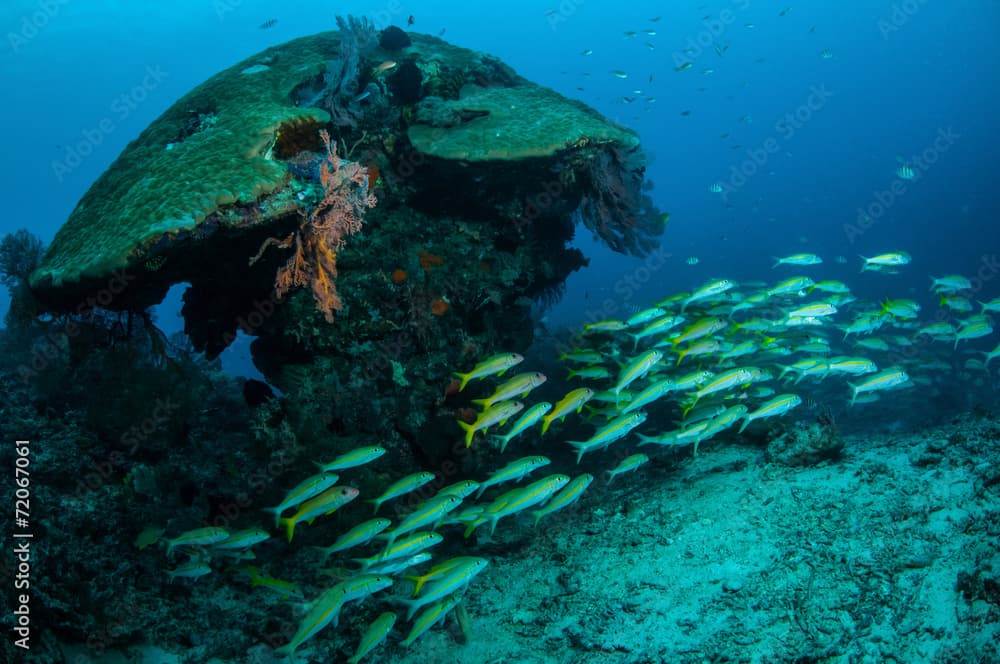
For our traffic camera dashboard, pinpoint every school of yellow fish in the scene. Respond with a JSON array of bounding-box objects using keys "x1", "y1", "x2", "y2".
[{"x1": 154, "y1": 251, "x2": 999, "y2": 661}]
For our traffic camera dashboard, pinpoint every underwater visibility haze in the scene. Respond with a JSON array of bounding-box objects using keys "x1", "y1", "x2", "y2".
[{"x1": 1, "y1": 1, "x2": 999, "y2": 662}]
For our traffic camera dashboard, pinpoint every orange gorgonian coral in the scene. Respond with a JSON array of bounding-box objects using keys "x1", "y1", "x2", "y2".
[{"x1": 253, "y1": 129, "x2": 376, "y2": 322}]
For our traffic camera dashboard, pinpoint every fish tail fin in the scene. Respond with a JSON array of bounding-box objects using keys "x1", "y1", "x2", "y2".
[
  {"x1": 681, "y1": 398, "x2": 698, "y2": 418},
  {"x1": 566, "y1": 442, "x2": 587, "y2": 464},
  {"x1": 847, "y1": 382, "x2": 858, "y2": 407},
  {"x1": 858, "y1": 255, "x2": 869, "y2": 273},
  {"x1": 490, "y1": 433, "x2": 510, "y2": 453},
  {"x1": 738, "y1": 417, "x2": 750, "y2": 434},
  {"x1": 469, "y1": 397, "x2": 490, "y2": 408},
  {"x1": 457, "y1": 419, "x2": 476, "y2": 447},
  {"x1": 365, "y1": 498, "x2": 382, "y2": 515},
  {"x1": 771, "y1": 257, "x2": 781, "y2": 268},
  {"x1": 452, "y1": 371, "x2": 471, "y2": 391},
  {"x1": 530, "y1": 510, "x2": 545, "y2": 528},
  {"x1": 539, "y1": 416, "x2": 551, "y2": 436},
  {"x1": 278, "y1": 517, "x2": 296, "y2": 543}
]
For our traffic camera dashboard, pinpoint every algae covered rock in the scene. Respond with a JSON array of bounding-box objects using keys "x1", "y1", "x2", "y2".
[
  {"x1": 407, "y1": 85, "x2": 639, "y2": 161},
  {"x1": 30, "y1": 34, "x2": 340, "y2": 305}
]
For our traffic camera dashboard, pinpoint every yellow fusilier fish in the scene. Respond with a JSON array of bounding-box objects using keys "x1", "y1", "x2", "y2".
[
  {"x1": 473, "y1": 475, "x2": 571, "y2": 536},
  {"x1": 681, "y1": 278, "x2": 735, "y2": 312},
  {"x1": 530, "y1": 473, "x2": 594, "y2": 526},
  {"x1": 626, "y1": 306, "x2": 667, "y2": 326},
  {"x1": 357, "y1": 531, "x2": 444, "y2": 571},
  {"x1": 859, "y1": 251, "x2": 911, "y2": 272},
  {"x1": 614, "y1": 349, "x2": 663, "y2": 394},
  {"x1": 166, "y1": 560, "x2": 212, "y2": 581},
  {"x1": 400, "y1": 558, "x2": 488, "y2": 620},
  {"x1": 165, "y1": 527, "x2": 230, "y2": 557},
  {"x1": 622, "y1": 378, "x2": 676, "y2": 414},
  {"x1": 738, "y1": 394, "x2": 802, "y2": 433},
  {"x1": 673, "y1": 369, "x2": 713, "y2": 390},
  {"x1": 365, "y1": 552, "x2": 434, "y2": 577},
  {"x1": 263, "y1": 473, "x2": 341, "y2": 527},
  {"x1": 242, "y1": 565, "x2": 304, "y2": 600},
  {"x1": 605, "y1": 454, "x2": 649, "y2": 485},
  {"x1": 881, "y1": 298, "x2": 921, "y2": 318},
  {"x1": 566, "y1": 411, "x2": 648, "y2": 463},
  {"x1": 767, "y1": 276, "x2": 815, "y2": 297},
  {"x1": 808, "y1": 279, "x2": 851, "y2": 294},
  {"x1": 566, "y1": 365, "x2": 612, "y2": 380},
  {"x1": 582, "y1": 319, "x2": 628, "y2": 333},
  {"x1": 273, "y1": 584, "x2": 349, "y2": 660},
  {"x1": 772, "y1": 253, "x2": 822, "y2": 268},
  {"x1": 826, "y1": 356, "x2": 878, "y2": 376},
  {"x1": 435, "y1": 479, "x2": 481, "y2": 499},
  {"x1": 637, "y1": 422, "x2": 708, "y2": 448},
  {"x1": 841, "y1": 313, "x2": 887, "y2": 339},
  {"x1": 400, "y1": 595, "x2": 463, "y2": 648},
  {"x1": 368, "y1": 471, "x2": 437, "y2": 514},
  {"x1": 471, "y1": 372, "x2": 546, "y2": 410},
  {"x1": 382, "y1": 495, "x2": 463, "y2": 545},
  {"x1": 628, "y1": 315, "x2": 685, "y2": 350},
  {"x1": 848, "y1": 367, "x2": 909, "y2": 406},
  {"x1": 404, "y1": 556, "x2": 484, "y2": 595},
  {"x1": 675, "y1": 339, "x2": 722, "y2": 366},
  {"x1": 559, "y1": 350, "x2": 604, "y2": 363},
  {"x1": 940, "y1": 295, "x2": 973, "y2": 312},
  {"x1": 788, "y1": 302, "x2": 837, "y2": 318},
  {"x1": 211, "y1": 528, "x2": 271, "y2": 551},
  {"x1": 476, "y1": 456, "x2": 550, "y2": 497},
  {"x1": 458, "y1": 400, "x2": 524, "y2": 447},
  {"x1": 685, "y1": 368, "x2": 753, "y2": 414},
  {"x1": 279, "y1": 486, "x2": 360, "y2": 542},
  {"x1": 317, "y1": 446, "x2": 386, "y2": 472},
  {"x1": 491, "y1": 402, "x2": 552, "y2": 453},
  {"x1": 453, "y1": 352, "x2": 524, "y2": 391},
  {"x1": 540, "y1": 388, "x2": 594, "y2": 435},
  {"x1": 954, "y1": 320, "x2": 993, "y2": 350},
  {"x1": 671, "y1": 317, "x2": 727, "y2": 347},
  {"x1": 347, "y1": 611, "x2": 396, "y2": 664},
  {"x1": 695, "y1": 405, "x2": 748, "y2": 454},
  {"x1": 718, "y1": 340, "x2": 758, "y2": 362},
  {"x1": 315, "y1": 518, "x2": 392, "y2": 562}
]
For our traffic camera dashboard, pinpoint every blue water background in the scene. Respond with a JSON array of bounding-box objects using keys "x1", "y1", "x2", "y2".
[{"x1": 1, "y1": 0, "x2": 998, "y2": 376}]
